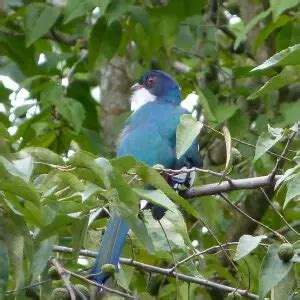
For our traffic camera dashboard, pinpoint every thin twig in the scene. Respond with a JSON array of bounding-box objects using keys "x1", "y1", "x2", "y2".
[
  {"x1": 49, "y1": 257, "x2": 76, "y2": 300},
  {"x1": 260, "y1": 188, "x2": 300, "y2": 236},
  {"x1": 203, "y1": 124, "x2": 292, "y2": 162},
  {"x1": 158, "y1": 220, "x2": 179, "y2": 299},
  {"x1": 219, "y1": 194, "x2": 288, "y2": 243},
  {"x1": 191, "y1": 216, "x2": 243, "y2": 287},
  {"x1": 52, "y1": 245, "x2": 259, "y2": 299},
  {"x1": 5, "y1": 279, "x2": 52, "y2": 295},
  {"x1": 267, "y1": 221, "x2": 300, "y2": 238},
  {"x1": 170, "y1": 242, "x2": 244, "y2": 271},
  {"x1": 157, "y1": 166, "x2": 233, "y2": 183},
  {"x1": 270, "y1": 130, "x2": 297, "y2": 179},
  {"x1": 67, "y1": 269, "x2": 137, "y2": 299}
]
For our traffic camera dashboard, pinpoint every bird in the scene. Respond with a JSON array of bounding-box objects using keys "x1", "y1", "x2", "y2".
[{"x1": 90, "y1": 70, "x2": 202, "y2": 284}]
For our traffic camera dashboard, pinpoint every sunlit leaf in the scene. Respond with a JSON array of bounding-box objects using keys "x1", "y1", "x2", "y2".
[
  {"x1": 233, "y1": 235, "x2": 267, "y2": 261},
  {"x1": 248, "y1": 66, "x2": 300, "y2": 99},
  {"x1": 176, "y1": 114, "x2": 202, "y2": 159},
  {"x1": 254, "y1": 126, "x2": 283, "y2": 161},
  {"x1": 270, "y1": 0, "x2": 300, "y2": 20},
  {"x1": 251, "y1": 44, "x2": 300, "y2": 71}
]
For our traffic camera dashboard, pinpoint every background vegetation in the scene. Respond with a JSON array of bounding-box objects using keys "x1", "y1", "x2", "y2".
[{"x1": 0, "y1": 0, "x2": 300, "y2": 299}]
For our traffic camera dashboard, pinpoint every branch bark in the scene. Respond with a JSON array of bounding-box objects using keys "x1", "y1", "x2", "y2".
[
  {"x1": 52, "y1": 245, "x2": 259, "y2": 299},
  {"x1": 183, "y1": 175, "x2": 280, "y2": 198}
]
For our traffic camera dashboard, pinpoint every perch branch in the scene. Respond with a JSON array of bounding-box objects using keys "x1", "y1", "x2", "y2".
[{"x1": 52, "y1": 245, "x2": 258, "y2": 299}]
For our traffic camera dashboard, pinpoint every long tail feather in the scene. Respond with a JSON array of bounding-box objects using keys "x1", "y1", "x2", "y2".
[{"x1": 90, "y1": 210, "x2": 129, "y2": 283}]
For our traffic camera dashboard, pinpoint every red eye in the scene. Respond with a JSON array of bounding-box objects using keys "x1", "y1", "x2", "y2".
[{"x1": 147, "y1": 77, "x2": 156, "y2": 85}]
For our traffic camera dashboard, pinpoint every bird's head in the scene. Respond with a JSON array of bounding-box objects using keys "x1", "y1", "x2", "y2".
[{"x1": 130, "y1": 70, "x2": 181, "y2": 110}]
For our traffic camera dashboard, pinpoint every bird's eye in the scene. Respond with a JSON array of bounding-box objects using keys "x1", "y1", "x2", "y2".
[{"x1": 147, "y1": 77, "x2": 156, "y2": 86}]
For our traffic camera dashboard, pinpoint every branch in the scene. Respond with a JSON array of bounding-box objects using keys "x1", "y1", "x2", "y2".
[
  {"x1": 49, "y1": 257, "x2": 76, "y2": 300},
  {"x1": 219, "y1": 193, "x2": 287, "y2": 242},
  {"x1": 52, "y1": 245, "x2": 259, "y2": 299},
  {"x1": 183, "y1": 175, "x2": 281, "y2": 198}
]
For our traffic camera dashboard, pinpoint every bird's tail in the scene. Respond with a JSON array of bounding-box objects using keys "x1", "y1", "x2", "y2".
[{"x1": 90, "y1": 210, "x2": 129, "y2": 283}]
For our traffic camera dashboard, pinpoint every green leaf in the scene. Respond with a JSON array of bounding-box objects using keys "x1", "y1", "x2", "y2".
[
  {"x1": 69, "y1": 150, "x2": 111, "y2": 188},
  {"x1": 64, "y1": 0, "x2": 90, "y2": 24},
  {"x1": 31, "y1": 239, "x2": 53, "y2": 279},
  {"x1": 197, "y1": 89, "x2": 216, "y2": 122},
  {"x1": 133, "y1": 188, "x2": 176, "y2": 213},
  {"x1": 135, "y1": 163, "x2": 200, "y2": 219},
  {"x1": 270, "y1": 0, "x2": 300, "y2": 20},
  {"x1": 272, "y1": 267, "x2": 295, "y2": 300},
  {"x1": 251, "y1": 44, "x2": 300, "y2": 71},
  {"x1": 88, "y1": 17, "x2": 122, "y2": 68},
  {"x1": 58, "y1": 97, "x2": 85, "y2": 133},
  {"x1": 72, "y1": 215, "x2": 89, "y2": 259},
  {"x1": 144, "y1": 210, "x2": 190, "y2": 255},
  {"x1": 254, "y1": 15, "x2": 291, "y2": 51},
  {"x1": 18, "y1": 147, "x2": 65, "y2": 166},
  {"x1": 12, "y1": 156, "x2": 33, "y2": 183},
  {"x1": 248, "y1": 66, "x2": 300, "y2": 99},
  {"x1": 127, "y1": 5, "x2": 151, "y2": 32},
  {"x1": 259, "y1": 244, "x2": 292, "y2": 299},
  {"x1": 13, "y1": 103, "x2": 36, "y2": 118},
  {"x1": 40, "y1": 83, "x2": 86, "y2": 133},
  {"x1": 234, "y1": 8, "x2": 271, "y2": 50},
  {"x1": 233, "y1": 234, "x2": 266, "y2": 261},
  {"x1": 0, "y1": 157, "x2": 40, "y2": 207},
  {"x1": 176, "y1": 114, "x2": 202, "y2": 159},
  {"x1": 254, "y1": 126, "x2": 283, "y2": 161},
  {"x1": 107, "y1": 189, "x2": 154, "y2": 254},
  {"x1": 284, "y1": 173, "x2": 300, "y2": 208},
  {"x1": 0, "y1": 240, "x2": 9, "y2": 295},
  {"x1": 35, "y1": 215, "x2": 75, "y2": 243},
  {"x1": 125, "y1": 214, "x2": 155, "y2": 255},
  {"x1": 24, "y1": 3, "x2": 61, "y2": 47}
]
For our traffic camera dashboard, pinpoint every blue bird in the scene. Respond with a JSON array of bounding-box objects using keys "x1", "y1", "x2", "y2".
[{"x1": 90, "y1": 70, "x2": 202, "y2": 283}]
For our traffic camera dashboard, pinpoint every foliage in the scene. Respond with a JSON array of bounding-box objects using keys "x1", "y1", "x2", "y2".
[{"x1": 0, "y1": 0, "x2": 300, "y2": 299}]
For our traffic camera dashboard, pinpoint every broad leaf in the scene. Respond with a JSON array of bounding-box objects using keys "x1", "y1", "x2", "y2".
[
  {"x1": 72, "y1": 215, "x2": 89, "y2": 259},
  {"x1": 233, "y1": 234, "x2": 266, "y2": 261},
  {"x1": 0, "y1": 157, "x2": 40, "y2": 207},
  {"x1": 251, "y1": 44, "x2": 300, "y2": 71},
  {"x1": 284, "y1": 172, "x2": 300, "y2": 208},
  {"x1": 88, "y1": 17, "x2": 122, "y2": 68},
  {"x1": 24, "y1": 3, "x2": 61, "y2": 47},
  {"x1": 248, "y1": 66, "x2": 300, "y2": 99},
  {"x1": 133, "y1": 188, "x2": 176, "y2": 213},
  {"x1": 176, "y1": 114, "x2": 202, "y2": 159},
  {"x1": 270, "y1": 0, "x2": 300, "y2": 20},
  {"x1": 259, "y1": 244, "x2": 292, "y2": 299},
  {"x1": 254, "y1": 126, "x2": 283, "y2": 161},
  {"x1": 64, "y1": 0, "x2": 92, "y2": 24},
  {"x1": 271, "y1": 267, "x2": 295, "y2": 300},
  {"x1": 31, "y1": 239, "x2": 53, "y2": 279}
]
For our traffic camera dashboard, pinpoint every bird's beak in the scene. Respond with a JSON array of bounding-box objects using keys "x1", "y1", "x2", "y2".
[{"x1": 130, "y1": 83, "x2": 143, "y2": 91}]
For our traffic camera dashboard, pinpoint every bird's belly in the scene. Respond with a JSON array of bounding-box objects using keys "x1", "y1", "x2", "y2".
[{"x1": 117, "y1": 125, "x2": 174, "y2": 167}]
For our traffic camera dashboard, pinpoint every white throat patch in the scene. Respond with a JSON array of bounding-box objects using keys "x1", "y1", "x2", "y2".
[{"x1": 130, "y1": 87, "x2": 157, "y2": 111}]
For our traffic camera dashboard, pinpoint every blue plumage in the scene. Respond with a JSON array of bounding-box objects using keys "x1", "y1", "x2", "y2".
[{"x1": 90, "y1": 70, "x2": 201, "y2": 284}]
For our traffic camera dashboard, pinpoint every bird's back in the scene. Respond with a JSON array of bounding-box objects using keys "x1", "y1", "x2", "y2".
[{"x1": 117, "y1": 101, "x2": 187, "y2": 167}]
